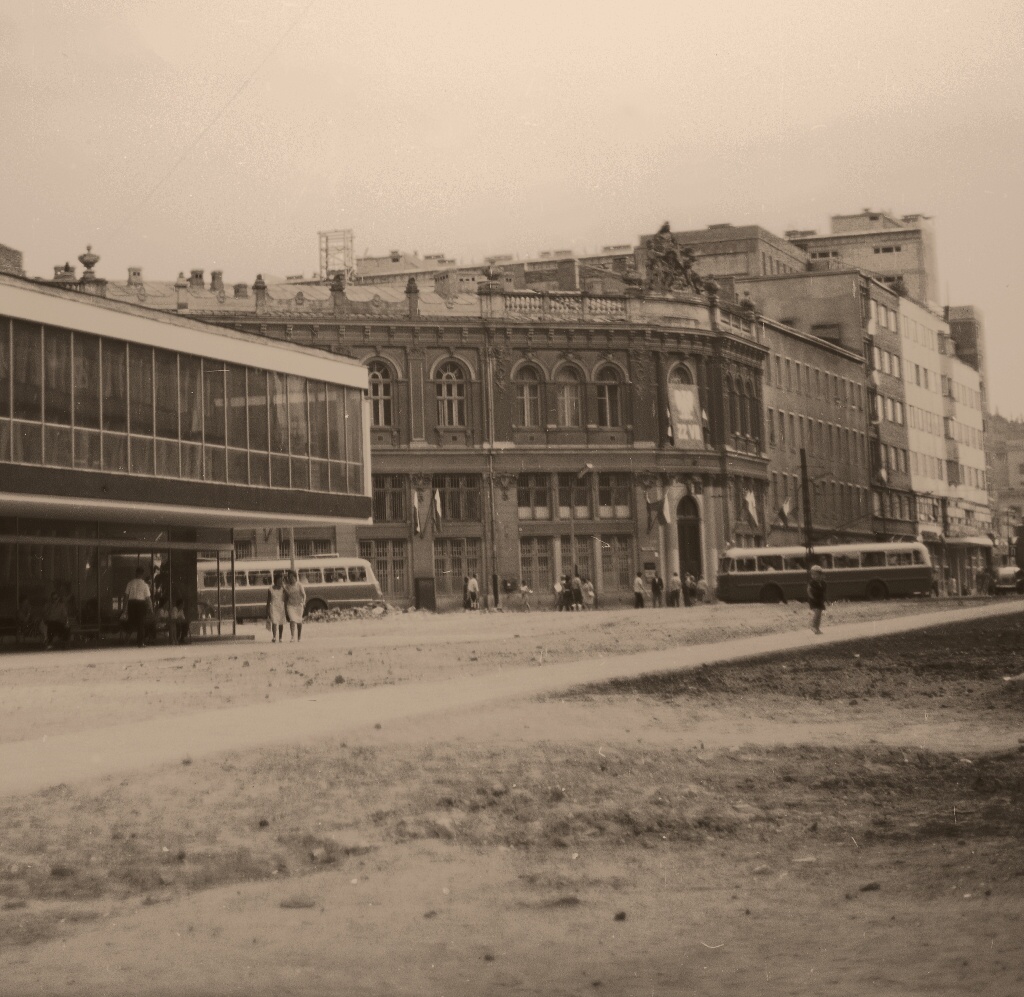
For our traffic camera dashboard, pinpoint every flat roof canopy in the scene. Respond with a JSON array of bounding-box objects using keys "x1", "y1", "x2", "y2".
[{"x1": 0, "y1": 491, "x2": 367, "y2": 530}]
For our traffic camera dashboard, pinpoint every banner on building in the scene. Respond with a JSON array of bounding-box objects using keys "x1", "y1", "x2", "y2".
[{"x1": 667, "y1": 384, "x2": 703, "y2": 445}]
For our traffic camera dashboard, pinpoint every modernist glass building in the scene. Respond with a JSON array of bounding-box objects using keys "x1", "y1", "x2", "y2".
[{"x1": 0, "y1": 274, "x2": 370, "y2": 642}]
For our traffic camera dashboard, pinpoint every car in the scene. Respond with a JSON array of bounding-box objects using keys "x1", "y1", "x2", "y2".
[{"x1": 993, "y1": 565, "x2": 1023, "y2": 595}]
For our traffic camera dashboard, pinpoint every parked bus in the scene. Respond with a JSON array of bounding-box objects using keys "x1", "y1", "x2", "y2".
[
  {"x1": 197, "y1": 557, "x2": 383, "y2": 622},
  {"x1": 716, "y1": 542, "x2": 933, "y2": 604}
]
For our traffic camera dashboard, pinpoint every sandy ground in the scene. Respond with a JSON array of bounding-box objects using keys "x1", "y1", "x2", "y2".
[{"x1": 0, "y1": 598, "x2": 1022, "y2": 996}]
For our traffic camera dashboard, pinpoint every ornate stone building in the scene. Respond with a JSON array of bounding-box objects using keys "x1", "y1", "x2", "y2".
[{"x1": 94, "y1": 256, "x2": 769, "y2": 608}]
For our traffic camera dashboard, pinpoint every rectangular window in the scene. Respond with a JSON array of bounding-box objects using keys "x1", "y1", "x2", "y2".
[
  {"x1": 101, "y1": 339, "x2": 127, "y2": 433},
  {"x1": 155, "y1": 349, "x2": 179, "y2": 440},
  {"x1": 372, "y1": 474, "x2": 407, "y2": 523},
  {"x1": 433, "y1": 474, "x2": 481, "y2": 522},
  {"x1": 517, "y1": 473, "x2": 551, "y2": 521},
  {"x1": 558, "y1": 472, "x2": 591, "y2": 520},
  {"x1": 360, "y1": 539, "x2": 407, "y2": 598},
  {"x1": 287, "y1": 374, "x2": 308, "y2": 457},
  {"x1": 433, "y1": 537, "x2": 481, "y2": 595},
  {"x1": 519, "y1": 536, "x2": 553, "y2": 593},
  {"x1": 13, "y1": 319, "x2": 42, "y2": 422},
  {"x1": 601, "y1": 535, "x2": 632, "y2": 591},
  {"x1": 767, "y1": 408, "x2": 776, "y2": 447},
  {"x1": 597, "y1": 473, "x2": 631, "y2": 519},
  {"x1": 128, "y1": 343, "x2": 153, "y2": 436},
  {"x1": 560, "y1": 535, "x2": 594, "y2": 580}
]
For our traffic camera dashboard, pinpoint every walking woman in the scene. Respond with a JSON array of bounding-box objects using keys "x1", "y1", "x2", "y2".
[
  {"x1": 283, "y1": 569, "x2": 307, "y2": 642},
  {"x1": 266, "y1": 571, "x2": 287, "y2": 643}
]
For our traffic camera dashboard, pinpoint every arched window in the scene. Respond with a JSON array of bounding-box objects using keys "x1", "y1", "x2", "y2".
[
  {"x1": 514, "y1": 365, "x2": 541, "y2": 428},
  {"x1": 435, "y1": 360, "x2": 466, "y2": 428},
  {"x1": 555, "y1": 367, "x2": 582, "y2": 428},
  {"x1": 739, "y1": 381, "x2": 750, "y2": 437},
  {"x1": 367, "y1": 361, "x2": 392, "y2": 428},
  {"x1": 746, "y1": 378, "x2": 761, "y2": 444},
  {"x1": 596, "y1": 366, "x2": 621, "y2": 428},
  {"x1": 725, "y1": 376, "x2": 738, "y2": 437},
  {"x1": 668, "y1": 364, "x2": 694, "y2": 385}
]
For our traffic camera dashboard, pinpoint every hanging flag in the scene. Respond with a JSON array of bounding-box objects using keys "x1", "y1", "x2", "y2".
[
  {"x1": 411, "y1": 490, "x2": 421, "y2": 535},
  {"x1": 745, "y1": 489, "x2": 759, "y2": 527},
  {"x1": 645, "y1": 491, "x2": 656, "y2": 532},
  {"x1": 433, "y1": 488, "x2": 443, "y2": 529},
  {"x1": 778, "y1": 496, "x2": 792, "y2": 528},
  {"x1": 667, "y1": 384, "x2": 703, "y2": 446},
  {"x1": 660, "y1": 492, "x2": 672, "y2": 526},
  {"x1": 665, "y1": 406, "x2": 674, "y2": 445}
]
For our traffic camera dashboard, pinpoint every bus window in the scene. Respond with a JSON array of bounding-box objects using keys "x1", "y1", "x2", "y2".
[
  {"x1": 298, "y1": 568, "x2": 323, "y2": 584},
  {"x1": 863, "y1": 551, "x2": 886, "y2": 567},
  {"x1": 248, "y1": 570, "x2": 273, "y2": 586},
  {"x1": 233, "y1": 572, "x2": 248, "y2": 587},
  {"x1": 348, "y1": 566, "x2": 368, "y2": 582},
  {"x1": 718, "y1": 558, "x2": 732, "y2": 574},
  {"x1": 912, "y1": 548, "x2": 926, "y2": 564},
  {"x1": 202, "y1": 572, "x2": 220, "y2": 588},
  {"x1": 733, "y1": 557, "x2": 757, "y2": 573},
  {"x1": 783, "y1": 555, "x2": 807, "y2": 570},
  {"x1": 887, "y1": 550, "x2": 914, "y2": 566},
  {"x1": 831, "y1": 552, "x2": 861, "y2": 569},
  {"x1": 757, "y1": 555, "x2": 783, "y2": 572},
  {"x1": 322, "y1": 567, "x2": 347, "y2": 583},
  {"x1": 810, "y1": 554, "x2": 832, "y2": 569}
]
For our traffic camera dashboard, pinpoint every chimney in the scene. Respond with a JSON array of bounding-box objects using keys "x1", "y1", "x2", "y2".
[
  {"x1": 210, "y1": 270, "x2": 224, "y2": 293},
  {"x1": 405, "y1": 276, "x2": 419, "y2": 319},
  {"x1": 175, "y1": 272, "x2": 189, "y2": 310},
  {"x1": 188, "y1": 269, "x2": 204, "y2": 290},
  {"x1": 252, "y1": 274, "x2": 267, "y2": 312},
  {"x1": 330, "y1": 270, "x2": 347, "y2": 314},
  {"x1": 390, "y1": 250, "x2": 401, "y2": 263},
  {"x1": 127, "y1": 266, "x2": 143, "y2": 286},
  {"x1": 53, "y1": 263, "x2": 76, "y2": 283},
  {"x1": 233, "y1": 282, "x2": 249, "y2": 299}
]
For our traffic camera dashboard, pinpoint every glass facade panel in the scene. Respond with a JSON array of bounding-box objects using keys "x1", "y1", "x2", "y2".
[
  {"x1": 155, "y1": 349, "x2": 178, "y2": 439},
  {"x1": 288, "y1": 375, "x2": 308, "y2": 457},
  {"x1": 226, "y1": 365, "x2": 248, "y2": 449},
  {"x1": 101, "y1": 339, "x2": 128, "y2": 433},
  {"x1": 44, "y1": 327, "x2": 72, "y2": 425},
  {"x1": 74, "y1": 333, "x2": 101, "y2": 429},
  {"x1": 13, "y1": 320, "x2": 42, "y2": 422},
  {"x1": 0, "y1": 315, "x2": 362, "y2": 495}
]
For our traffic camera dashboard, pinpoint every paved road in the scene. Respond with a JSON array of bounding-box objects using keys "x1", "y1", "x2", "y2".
[{"x1": 2, "y1": 600, "x2": 1020, "y2": 797}]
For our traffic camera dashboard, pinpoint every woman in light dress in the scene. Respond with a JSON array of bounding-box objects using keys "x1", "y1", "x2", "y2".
[
  {"x1": 266, "y1": 572, "x2": 287, "y2": 643},
  {"x1": 283, "y1": 569, "x2": 307, "y2": 642}
]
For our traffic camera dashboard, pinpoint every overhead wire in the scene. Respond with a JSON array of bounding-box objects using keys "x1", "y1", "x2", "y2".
[{"x1": 108, "y1": 0, "x2": 319, "y2": 240}]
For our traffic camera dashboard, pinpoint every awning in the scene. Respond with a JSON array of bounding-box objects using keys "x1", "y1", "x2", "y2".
[{"x1": 944, "y1": 536, "x2": 994, "y2": 548}]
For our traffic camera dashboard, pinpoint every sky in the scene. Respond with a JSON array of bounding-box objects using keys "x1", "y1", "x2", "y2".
[{"x1": 2, "y1": 0, "x2": 1023, "y2": 414}]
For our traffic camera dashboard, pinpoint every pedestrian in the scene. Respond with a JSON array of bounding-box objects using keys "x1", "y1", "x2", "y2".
[
  {"x1": 553, "y1": 576, "x2": 564, "y2": 610},
  {"x1": 807, "y1": 565, "x2": 827, "y2": 634},
  {"x1": 283, "y1": 569, "x2": 306, "y2": 642},
  {"x1": 582, "y1": 577, "x2": 595, "y2": 610},
  {"x1": 571, "y1": 571, "x2": 584, "y2": 611},
  {"x1": 467, "y1": 573, "x2": 480, "y2": 610},
  {"x1": 266, "y1": 571, "x2": 287, "y2": 643},
  {"x1": 42, "y1": 591, "x2": 71, "y2": 646},
  {"x1": 695, "y1": 576, "x2": 708, "y2": 603},
  {"x1": 124, "y1": 566, "x2": 152, "y2": 648},
  {"x1": 562, "y1": 574, "x2": 574, "y2": 612},
  {"x1": 462, "y1": 576, "x2": 471, "y2": 611},
  {"x1": 519, "y1": 580, "x2": 532, "y2": 612},
  {"x1": 171, "y1": 598, "x2": 190, "y2": 644},
  {"x1": 633, "y1": 571, "x2": 646, "y2": 609},
  {"x1": 668, "y1": 571, "x2": 682, "y2": 608},
  {"x1": 651, "y1": 572, "x2": 664, "y2": 608},
  {"x1": 683, "y1": 572, "x2": 697, "y2": 607}
]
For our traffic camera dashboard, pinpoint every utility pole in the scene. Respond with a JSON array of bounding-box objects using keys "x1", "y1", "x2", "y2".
[{"x1": 800, "y1": 448, "x2": 814, "y2": 572}]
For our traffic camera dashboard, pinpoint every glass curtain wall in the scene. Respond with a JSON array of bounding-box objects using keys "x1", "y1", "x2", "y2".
[{"x1": 0, "y1": 316, "x2": 364, "y2": 494}]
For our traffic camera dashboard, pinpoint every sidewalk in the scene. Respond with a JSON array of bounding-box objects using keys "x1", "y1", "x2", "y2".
[{"x1": 2, "y1": 599, "x2": 1020, "y2": 797}]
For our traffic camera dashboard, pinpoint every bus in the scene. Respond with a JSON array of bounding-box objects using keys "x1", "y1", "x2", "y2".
[
  {"x1": 197, "y1": 557, "x2": 384, "y2": 622},
  {"x1": 716, "y1": 542, "x2": 933, "y2": 604}
]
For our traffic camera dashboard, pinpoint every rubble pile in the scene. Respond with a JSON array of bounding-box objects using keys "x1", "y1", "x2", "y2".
[{"x1": 305, "y1": 603, "x2": 401, "y2": 624}]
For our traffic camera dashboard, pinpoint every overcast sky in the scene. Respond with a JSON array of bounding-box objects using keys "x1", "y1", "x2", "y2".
[{"x1": 2, "y1": 0, "x2": 1022, "y2": 414}]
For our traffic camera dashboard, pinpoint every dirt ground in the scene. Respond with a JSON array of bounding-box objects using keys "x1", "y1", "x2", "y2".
[
  {"x1": 0, "y1": 596, "x2": 983, "y2": 744},
  {"x1": 0, "y1": 604, "x2": 1022, "y2": 995}
]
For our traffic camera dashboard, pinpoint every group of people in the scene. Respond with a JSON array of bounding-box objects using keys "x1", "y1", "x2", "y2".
[
  {"x1": 123, "y1": 568, "x2": 189, "y2": 647},
  {"x1": 265, "y1": 570, "x2": 307, "y2": 641},
  {"x1": 553, "y1": 572, "x2": 596, "y2": 611},
  {"x1": 632, "y1": 570, "x2": 704, "y2": 609}
]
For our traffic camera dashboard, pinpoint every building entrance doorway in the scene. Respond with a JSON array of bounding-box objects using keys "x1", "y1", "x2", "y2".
[{"x1": 677, "y1": 495, "x2": 703, "y2": 580}]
